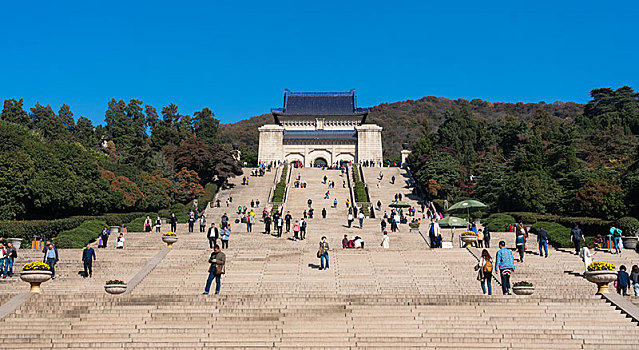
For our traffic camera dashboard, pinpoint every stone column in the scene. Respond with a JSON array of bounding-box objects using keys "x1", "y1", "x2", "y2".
[
  {"x1": 355, "y1": 124, "x2": 383, "y2": 163},
  {"x1": 257, "y1": 125, "x2": 285, "y2": 164}
]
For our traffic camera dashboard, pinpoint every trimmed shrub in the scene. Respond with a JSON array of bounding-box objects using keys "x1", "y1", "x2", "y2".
[
  {"x1": 531, "y1": 221, "x2": 594, "y2": 248},
  {"x1": 483, "y1": 214, "x2": 516, "y2": 232},
  {"x1": 617, "y1": 216, "x2": 639, "y2": 236},
  {"x1": 54, "y1": 220, "x2": 107, "y2": 248},
  {"x1": 505, "y1": 212, "x2": 611, "y2": 236},
  {"x1": 272, "y1": 165, "x2": 288, "y2": 203}
]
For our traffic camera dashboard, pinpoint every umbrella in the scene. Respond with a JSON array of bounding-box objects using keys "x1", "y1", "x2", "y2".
[
  {"x1": 437, "y1": 216, "x2": 469, "y2": 227},
  {"x1": 447, "y1": 199, "x2": 488, "y2": 223},
  {"x1": 389, "y1": 201, "x2": 411, "y2": 208}
]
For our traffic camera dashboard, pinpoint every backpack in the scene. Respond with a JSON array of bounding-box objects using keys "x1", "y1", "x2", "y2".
[
  {"x1": 613, "y1": 229, "x2": 622, "y2": 238},
  {"x1": 483, "y1": 259, "x2": 493, "y2": 273}
]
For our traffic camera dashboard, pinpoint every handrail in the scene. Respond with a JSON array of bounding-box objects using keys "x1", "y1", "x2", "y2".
[{"x1": 267, "y1": 165, "x2": 283, "y2": 204}]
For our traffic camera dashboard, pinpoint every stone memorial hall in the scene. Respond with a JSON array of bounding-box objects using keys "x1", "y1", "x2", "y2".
[{"x1": 258, "y1": 90, "x2": 383, "y2": 167}]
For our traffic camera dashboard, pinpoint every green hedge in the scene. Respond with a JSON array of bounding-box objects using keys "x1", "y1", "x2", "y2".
[
  {"x1": 0, "y1": 212, "x2": 148, "y2": 242},
  {"x1": 187, "y1": 183, "x2": 219, "y2": 212},
  {"x1": 54, "y1": 220, "x2": 107, "y2": 249},
  {"x1": 352, "y1": 167, "x2": 370, "y2": 203},
  {"x1": 272, "y1": 165, "x2": 288, "y2": 203},
  {"x1": 504, "y1": 212, "x2": 611, "y2": 236},
  {"x1": 617, "y1": 216, "x2": 639, "y2": 236},
  {"x1": 125, "y1": 212, "x2": 160, "y2": 232},
  {"x1": 483, "y1": 213, "x2": 516, "y2": 232},
  {"x1": 530, "y1": 221, "x2": 594, "y2": 248}
]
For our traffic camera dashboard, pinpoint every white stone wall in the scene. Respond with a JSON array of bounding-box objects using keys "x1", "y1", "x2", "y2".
[
  {"x1": 355, "y1": 124, "x2": 383, "y2": 162},
  {"x1": 282, "y1": 140, "x2": 356, "y2": 167}
]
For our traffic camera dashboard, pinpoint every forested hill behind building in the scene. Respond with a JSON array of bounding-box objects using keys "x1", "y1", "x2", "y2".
[{"x1": 217, "y1": 96, "x2": 584, "y2": 160}]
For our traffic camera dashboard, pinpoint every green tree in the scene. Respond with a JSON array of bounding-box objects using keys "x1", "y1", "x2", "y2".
[
  {"x1": 58, "y1": 104, "x2": 75, "y2": 132},
  {"x1": 193, "y1": 107, "x2": 219, "y2": 145},
  {"x1": 1, "y1": 98, "x2": 29, "y2": 126},
  {"x1": 499, "y1": 171, "x2": 562, "y2": 213}
]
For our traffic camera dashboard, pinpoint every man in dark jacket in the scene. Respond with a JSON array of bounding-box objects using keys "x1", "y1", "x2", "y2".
[
  {"x1": 203, "y1": 245, "x2": 226, "y2": 295},
  {"x1": 169, "y1": 213, "x2": 178, "y2": 232},
  {"x1": 285, "y1": 212, "x2": 292, "y2": 233},
  {"x1": 221, "y1": 213, "x2": 228, "y2": 229},
  {"x1": 81, "y1": 243, "x2": 96, "y2": 278},
  {"x1": 207, "y1": 223, "x2": 219, "y2": 249},
  {"x1": 537, "y1": 227, "x2": 549, "y2": 258},
  {"x1": 43, "y1": 243, "x2": 59, "y2": 279},
  {"x1": 571, "y1": 224, "x2": 584, "y2": 255},
  {"x1": 264, "y1": 215, "x2": 271, "y2": 235}
]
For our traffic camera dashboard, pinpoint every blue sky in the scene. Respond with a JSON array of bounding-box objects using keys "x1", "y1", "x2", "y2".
[{"x1": 1, "y1": 0, "x2": 637, "y2": 125}]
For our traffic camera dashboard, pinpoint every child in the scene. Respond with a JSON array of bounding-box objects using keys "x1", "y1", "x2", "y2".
[{"x1": 618, "y1": 265, "x2": 630, "y2": 296}]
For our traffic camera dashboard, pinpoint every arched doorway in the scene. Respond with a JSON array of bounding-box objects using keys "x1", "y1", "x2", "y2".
[{"x1": 313, "y1": 157, "x2": 328, "y2": 167}]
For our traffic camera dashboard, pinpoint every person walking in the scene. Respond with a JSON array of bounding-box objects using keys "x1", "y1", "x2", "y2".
[
  {"x1": 144, "y1": 216, "x2": 152, "y2": 232},
  {"x1": 483, "y1": 228, "x2": 491, "y2": 248},
  {"x1": 300, "y1": 218, "x2": 307, "y2": 240},
  {"x1": 199, "y1": 215, "x2": 206, "y2": 233},
  {"x1": 5, "y1": 242, "x2": 16, "y2": 277},
  {"x1": 188, "y1": 212, "x2": 195, "y2": 233},
  {"x1": 276, "y1": 215, "x2": 283, "y2": 237},
  {"x1": 618, "y1": 265, "x2": 630, "y2": 296},
  {"x1": 246, "y1": 214, "x2": 253, "y2": 233},
  {"x1": 203, "y1": 245, "x2": 226, "y2": 295},
  {"x1": 381, "y1": 231, "x2": 390, "y2": 249},
  {"x1": 515, "y1": 232, "x2": 526, "y2": 262},
  {"x1": 100, "y1": 227, "x2": 110, "y2": 248},
  {"x1": 358, "y1": 211, "x2": 365, "y2": 229},
  {"x1": 155, "y1": 216, "x2": 162, "y2": 233},
  {"x1": 322, "y1": 208, "x2": 327, "y2": 219},
  {"x1": 221, "y1": 213, "x2": 228, "y2": 230},
  {"x1": 221, "y1": 226, "x2": 231, "y2": 249},
  {"x1": 476, "y1": 229, "x2": 484, "y2": 248},
  {"x1": 292, "y1": 221, "x2": 300, "y2": 240},
  {"x1": 43, "y1": 243, "x2": 59, "y2": 279},
  {"x1": 380, "y1": 219, "x2": 387, "y2": 232},
  {"x1": 170, "y1": 213, "x2": 178, "y2": 232},
  {"x1": 537, "y1": 227, "x2": 549, "y2": 258},
  {"x1": 611, "y1": 225, "x2": 623, "y2": 255},
  {"x1": 333, "y1": 198, "x2": 338, "y2": 208},
  {"x1": 571, "y1": 224, "x2": 584, "y2": 255},
  {"x1": 264, "y1": 214, "x2": 272, "y2": 235},
  {"x1": 580, "y1": 245, "x2": 595, "y2": 271},
  {"x1": 0, "y1": 243, "x2": 6, "y2": 278},
  {"x1": 631, "y1": 265, "x2": 639, "y2": 296},
  {"x1": 477, "y1": 249, "x2": 493, "y2": 295},
  {"x1": 308, "y1": 198, "x2": 313, "y2": 208},
  {"x1": 347, "y1": 213, "x2": 353, "y2": 228},
  {"x1": 81, "y1": 243, "x2": 96, "y2": 278},
  {"x1": 428, "y1": 218, "x2": 441, "y2": 248},
  {"x1": 285, "y1": 212, "x2": 292, "y2": 233},
  {"x1": 207, "y1": 223, "x2": 219, "y2": 249},
  {"x1": 495, "y1": 241, "x2": 515, "y2": 295},
  {"x1": 318, "y1": 237, "x2": 330, "y2": 270}
]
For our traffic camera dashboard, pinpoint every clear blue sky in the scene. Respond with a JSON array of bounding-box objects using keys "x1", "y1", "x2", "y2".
[{"x1": 1, "y1": 0, "x2": 637, "y2": 125}]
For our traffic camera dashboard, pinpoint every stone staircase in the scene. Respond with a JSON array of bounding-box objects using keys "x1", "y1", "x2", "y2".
[{"x1": 1, "y1": 167, "x2": 638, "y2": 349}]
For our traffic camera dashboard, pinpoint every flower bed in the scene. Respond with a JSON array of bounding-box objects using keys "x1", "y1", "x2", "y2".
[
  {"x1": 587, "y1": 262, "x2": 616, "y2": 272},
  {"x1": 22, "y1": 261, "x2": 50, "y2": 271},
  {"x1": 106, "y1": 280, "x2": 126, "y2": 285},
  {"x1": 513, "y1": 281, "x2": 533, "y2": 287}
]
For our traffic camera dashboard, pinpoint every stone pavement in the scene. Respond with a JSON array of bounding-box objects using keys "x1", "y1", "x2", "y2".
[{"x1": 0, "y1": 167, "x2": 638, "y2": 349}]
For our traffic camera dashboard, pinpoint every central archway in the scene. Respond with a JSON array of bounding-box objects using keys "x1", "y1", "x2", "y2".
[{"x1": 313, "y1": 157, "x2": 328, "y2": 167}]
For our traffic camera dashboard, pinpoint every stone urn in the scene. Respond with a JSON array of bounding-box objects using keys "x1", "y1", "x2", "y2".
[
  {"x1": 20, "y1": 271, "x2": 52, "y2": 294},
  {"x1": 460, "y1": 235, "x2": 477, "y2": 247},
  {"x1": 104, "y1": 284, "x2": 127, "y2": 294},
  {"x1": 512, "y1": 285, "x2": 535, "y2": 295},
  {"x1": 110, "y1": 226, "x2": 120, "y2": 235},
  {"x1": 162, "y1": 235, "x2": 178, "y2": 248},
  {"x1": 621, "y1": 236, "x2": 638, "y2": 250},
  {"x1": 584, "y1": 270, "x2": 617, "y2": 294},
  {"x1": 8, "y1": 237, "x2": 23, "y2": 249}
]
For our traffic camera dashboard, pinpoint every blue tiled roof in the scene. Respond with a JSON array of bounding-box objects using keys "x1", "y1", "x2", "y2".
[
  {"x1": 283, "y1": 130, "x2": 357, "y2": 141},
  {"x1": 272, "y1": 90, "x2": 368, "y2": 116}
]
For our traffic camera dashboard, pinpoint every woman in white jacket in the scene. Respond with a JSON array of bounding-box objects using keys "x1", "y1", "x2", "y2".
[{"x1": 381, "y1": 231, "x2": 390, "y2": 249}]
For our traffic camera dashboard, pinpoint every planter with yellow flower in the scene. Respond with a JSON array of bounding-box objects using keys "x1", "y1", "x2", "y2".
[
  {"x1": 162, "y1": 232, "x2": 178, "y2": 248},
  {"x1": 104, "y1": 280, "x2": 128, "y2": 294},
  {"x1": 20, "y1": 261, "x2": 52, "y2": 294},
  {"x1": 460, "y1": 231, "x2": 477, "y2": 247},
  {"x1": 584, "y1": 262, "x2": 617, "y2": 294}
]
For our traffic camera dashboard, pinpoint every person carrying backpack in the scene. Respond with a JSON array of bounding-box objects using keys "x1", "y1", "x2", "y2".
[
  {"x1": 611, "y1": 225, "x2": 623, "y2": 255},
  {"x1": 475, "y1": 249, "x2": 493, "y2": 295}
]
